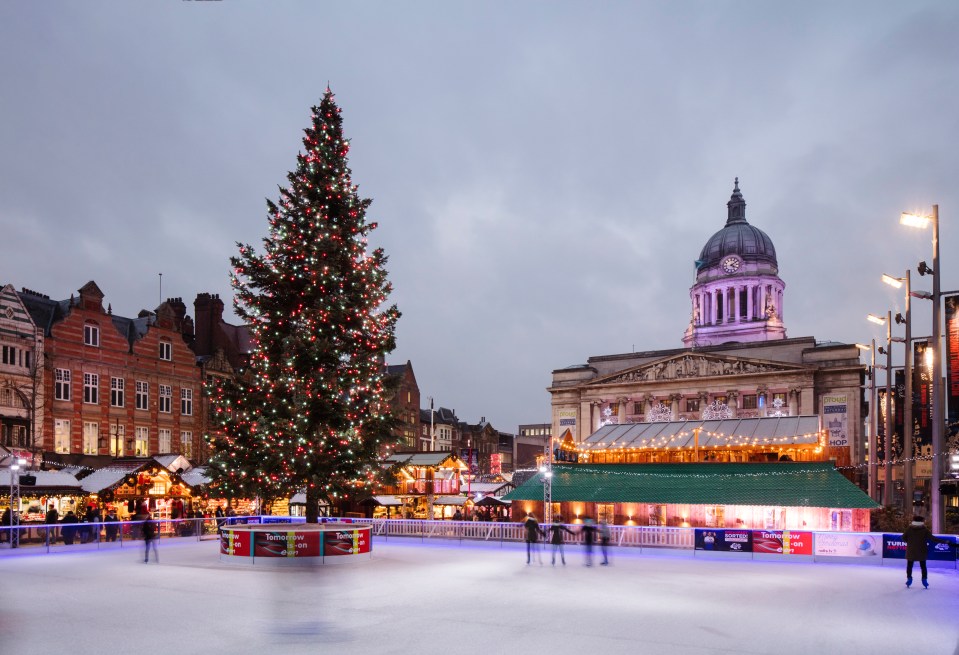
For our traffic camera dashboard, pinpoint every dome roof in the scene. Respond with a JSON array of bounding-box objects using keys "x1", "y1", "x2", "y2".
[{"x1": 697, "y1": 179, "x2": 777, "y2": 270}]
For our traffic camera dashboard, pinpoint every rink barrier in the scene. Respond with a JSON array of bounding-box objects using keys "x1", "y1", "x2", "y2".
[{"x1": 1, "y1": 517, "x2": 955, "y2": 567}]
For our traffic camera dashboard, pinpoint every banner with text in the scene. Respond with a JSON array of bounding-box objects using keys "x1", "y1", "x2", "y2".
[
  {"x1": 814, "y1": 532, "x2": 881, "y2": 558},
  {"x1": 822, "y1": 395, "x2": 848, "y2": 447},
  {"x1": 694, "y1": 529, "x2": 753, "y2": 552},
  {"x1": 751, "y1": 530, "x2": 813, "y2": 555},
  {"x1": 882, "y1": 533, "x2": 957, "y2": 561}
]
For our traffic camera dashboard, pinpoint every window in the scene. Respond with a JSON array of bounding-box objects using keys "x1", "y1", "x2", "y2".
[
  {"x1": 180, "y1": 430, "x2": 193, "y2": 458},
  {"x1": 633, "y1": 402, "x2": 643, "y2": 414},
  {"x1": 82, "y1": 421, "x2": 98, "y2": 455},
  {"x1": 55, "y1": 419, "x2": 70, "y2": 453},
  {"x1": 741, "y1": 394, "x2": 758, "y2": 410},
  {"x1": 111, "y1": 377, "x2": 125, "y2": 407},
  {"x1": 705, "y1": 505, "x2": 725, "y2": 528},
  {"x1": 158, "y1": 428, "x2": 172, "y2": 453},
  {"x1": 158, "y1": 385, "x2": 172, "y2": 413},
  {"x1": 135, "y1": 426, "x2": 149, "y2": 456},
  {"x1": 180, "y1": 388, "x2": 193, "y2": 416},
  {"x1": 83, "y1": 322, "x2": 100, "y2": 347},
  {"x1": 111, "y1": 424, "x2": 125, "y2": 457},
  {"x1": 136, "y1": 381, "x2": 149, "y2": 410},
  {"x1": 685, "y1": 398, "x2": 700, "y2": 413},
  {"x1": 55, "y1": 368, "x2": 71, "y2": 400},
  {"x1": 159, "y1": 341, "x2": 172, "y2": 361},
  {"x1": 83, "y1": 372, "x2": 99, "y2": 404},
  {"x1": 596, "y1": 503, "x2": 615, "y2": 524},
  {"x1": 713, "y1": 395, "x2": 727, "y2": 405}
]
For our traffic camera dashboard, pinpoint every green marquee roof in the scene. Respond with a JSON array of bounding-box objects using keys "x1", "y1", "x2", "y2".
[{"x1": 502, "y1": 462, "x2": 879, "y2": 509}]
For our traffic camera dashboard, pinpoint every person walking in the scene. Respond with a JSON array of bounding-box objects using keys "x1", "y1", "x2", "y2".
[
  {"x1": 143, "y1": 514, "x2": 159, "y2": 563},
  {"x1": 548, "y1": 516, "x2": 575, "y2": 566},
  {"x1": 902, "y1": 515, "x2": 950, "y2": 588},
  {"x1": 599, "y1": 518, "x2": 612, "y2": 565},
  {"x1": 523, "y1": 513, "x2": 544, "y2": 565},
  {"x1": 581, "y1": 517, "x2": 597, "y2": 566}
]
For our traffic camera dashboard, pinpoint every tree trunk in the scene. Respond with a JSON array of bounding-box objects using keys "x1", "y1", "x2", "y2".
[{"x1": 305, "y1": 485, "x2": 319, "y2": 524}]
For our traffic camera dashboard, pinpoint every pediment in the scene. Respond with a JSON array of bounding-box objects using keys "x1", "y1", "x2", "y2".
[{"x1": 589, "y1": 352, "x2": 807, "y2": 386}]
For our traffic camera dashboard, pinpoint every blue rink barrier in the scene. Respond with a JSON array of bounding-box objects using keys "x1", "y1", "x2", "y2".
[{"x1": 1, "y1": 518, "x2": 956, "y2": 567}]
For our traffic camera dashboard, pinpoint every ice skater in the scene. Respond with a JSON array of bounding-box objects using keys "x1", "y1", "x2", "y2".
[
  {"x1": 548, "y1": 516, "x2": 575, "y2": 566},
  {"x1": 901, "y1": 515, "x2": 949, "y2": 588},
  {"x1": 599, "y1": 518, "x2": 611, "y2": 565},
  {"x1": 524, "y1": 513, "x2": 544, "y2": 565},
  {"x1": 143, "y1": 515, "x2": 159, "y2": 563},
  {"x1": 581, "y1": 517, "x2": 597, "y2": 566}
]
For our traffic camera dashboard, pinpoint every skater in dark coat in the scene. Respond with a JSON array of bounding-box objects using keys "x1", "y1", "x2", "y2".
[
  {"x1": 523, "y1": 514, "x2": 544, "y2": 565},
  {"x1": 547, "y1": 516, "x2": 576, "y2": 566},
  {"x1": 581, "y1": 518, "x2": 597, "y2": 566},
  {"x1": 902, "y1": 515, "x2": 951, "y2": 588}
]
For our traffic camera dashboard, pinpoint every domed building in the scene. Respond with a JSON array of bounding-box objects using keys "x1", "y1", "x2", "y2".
[
  {"x1": 523, "y1": 180, "x2": 876, "y2": 532},
  {"x1": 683, "y1": 178, "x2": 786, "y2": 346}
]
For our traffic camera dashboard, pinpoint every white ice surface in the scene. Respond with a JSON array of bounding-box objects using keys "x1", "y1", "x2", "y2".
[{"x1": 1, "y1": 537, "x2": 956, "y2": 655}]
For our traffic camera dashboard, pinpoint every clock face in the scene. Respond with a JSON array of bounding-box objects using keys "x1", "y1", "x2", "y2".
[{"x1": 721, "y1": 256, "x2": 741, "y2": 274}]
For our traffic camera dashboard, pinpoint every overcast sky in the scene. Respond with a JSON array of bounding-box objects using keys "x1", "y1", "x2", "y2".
[{"x1": 2, "y1": 2, "x2": 958, "y2": 434}]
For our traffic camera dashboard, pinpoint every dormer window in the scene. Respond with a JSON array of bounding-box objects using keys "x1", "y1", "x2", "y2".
[
  {"x1": 84, "y1": 322, "x2": 100, "y2": 347},
  {"x1": 159, "y1": 340, "x2": 172, "y2": 361}
]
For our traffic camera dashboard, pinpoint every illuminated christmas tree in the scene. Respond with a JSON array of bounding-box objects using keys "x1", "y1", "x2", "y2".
[{"x1": 206, "y1": 89, "x2": 401, "y2": 521}]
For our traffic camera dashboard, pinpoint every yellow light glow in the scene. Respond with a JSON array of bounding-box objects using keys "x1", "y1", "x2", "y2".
[
  {"x1": 900, "y1": 212, "x2": 930, "y2": 229},
  {"x1": 867, "y1": 314, "x2": 886, "y2": 325},
  {"x1": 881, "y1": 274, "x2": 903, "y2": 289},
  {"x1": 925, "y1": 346, "x2": 934, "y2": 370}
]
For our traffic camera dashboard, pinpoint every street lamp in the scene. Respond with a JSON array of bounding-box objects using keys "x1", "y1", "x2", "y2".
[
  {"x1": 855, "y1": 341, "x2": 878, "y2": 500},
  {"x1": 900, "y1": 206, "x2": 944, "y2": 532},
  {"x1": 883, "y1": 271, "x2": 914, "y2": 512},
  {"x1": 868, "y1": 312, "x2": 893, "y2": 506}
]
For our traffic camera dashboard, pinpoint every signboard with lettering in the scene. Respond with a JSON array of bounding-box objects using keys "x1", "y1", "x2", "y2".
[
  {"x1": 813, "y1": 532, "x2": 880, "y2": 558},
  {"x1": 882, "y1": 533, "x2": 957, "y2": 561},
  {"x1": 253, "y1": 530, "x2": 321, "y2": 558},
  {"x1": 323, "y1": 529, "x2": 370, "y2": 556},
  {"x1": 694, "y1": 529, "x2": 752, "y2": 552},
  {"x1": 822, "y1": 395, "x2": 848, "y2": 447},
  {"x1": 945, "y1": 296, "x2": 959, "y2": 426},
  {"x1": 751, "y1": 530, "x2": 813, "y2": 555},
  {"x1": 219, "y1": 528, "x2": 251, "y2": 557}
]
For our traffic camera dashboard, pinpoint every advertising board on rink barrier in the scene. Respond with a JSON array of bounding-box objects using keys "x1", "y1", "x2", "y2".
[
  {"x1": 219, "y1": 524, "x2": 372, "y2": 560},
  {"x1": 882, "y1": 533, "x2": 957, "y2": 561},
  {"x1": 694, "y1": 529, "x2": 753, "y2": 552},
  {"x1": 813, "y1": 532, "x2": 881, "y2": 558},
  {"x1": 751, "y1": 530, "x2": 813, "y2": 555}
]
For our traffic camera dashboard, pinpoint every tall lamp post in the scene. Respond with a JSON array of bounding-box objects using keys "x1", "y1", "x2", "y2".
[
  {"x1": 868, "y1": 311, "x2": 893, "y2": 506},
  {"x1": 855, "y1": 341, "x2": 878, "y2": 500},
  {"x1": 883, "y1": 271, "x2": 914, "y2": 512},
  {"x1": 900, "y1": 206, "x2": 944, "y2": 532}
]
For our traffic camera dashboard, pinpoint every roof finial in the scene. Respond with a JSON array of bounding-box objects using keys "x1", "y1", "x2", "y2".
[{"x1": 734, "y1": 176, "x2": 739, "y2": 191}]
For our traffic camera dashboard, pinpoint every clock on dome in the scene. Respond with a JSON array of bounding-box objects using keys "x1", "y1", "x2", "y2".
[{"x1": 721, "y1": 255, "x2": 742, "y2": 274}]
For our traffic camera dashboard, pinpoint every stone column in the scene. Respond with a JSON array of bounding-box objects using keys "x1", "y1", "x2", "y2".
[
  {"x1": 669, "y1": 393, "x2": 681, "y2": 418},
  {"x1": 746, "y1": 284, "x2": 753, "y2": 320},
  {"x1": 788, "y1": 388, "x2": 800, "y2": 416},
  {"x1": 734, "y1": 287, "x2": 741, "y2": 322},
  {"x1": 726, "y1": 390, "x2": 739, "y2": 419},
  {"x1": 618, "y1": 398, "x2": 628, "y2": 424},
  {"x1": 756, "y1": 386, "x2": 768, "y2": 418},
  {"x1": 712, "y1": 288, "x2": 719, "y2": 325}
]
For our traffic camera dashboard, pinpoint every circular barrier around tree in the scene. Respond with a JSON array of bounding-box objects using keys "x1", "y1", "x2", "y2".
[{"x1": 219, "y1": 522, "x2": 371, "y2": 565}]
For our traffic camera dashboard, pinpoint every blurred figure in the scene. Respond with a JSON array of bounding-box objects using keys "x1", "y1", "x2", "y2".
[
  {"x1": 599, "y1": 518, "x2": 612, "y2": 565},
  {"x1": 143, "y1": 514, "x2": 158, "y2": 563},
  {"x1": 44, "y1": 504, "x2": 59, "y2": 542},
  {"x1": 523, "y1": 513, "x2": 544, "y2": 565},
  {"x1": 581, "y1": 517, "x2": 597, "y2": 566},
  {"x1": 547, "y1": 516, "x2": 575, "y2": 566},
  {"x1": 104, "y1": 507, "x2": 120, "y2": 542},
  {"x1": 60, "y1": 510, "x2": 78, "y2": 545},
  {"x1": 902, "y1": 515, "x2": 949, "y2": 588}
]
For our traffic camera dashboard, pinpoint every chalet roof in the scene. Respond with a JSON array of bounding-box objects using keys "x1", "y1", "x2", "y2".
[
  {"x1": 502, "y1": 462, "x2": 878, "y2": 509},
  {"x1": 383, "y1": 451, "x2": 465, "y2": 468},
  {"x1": 579, "y1": 416, "x2": 823, "y2": 452}
]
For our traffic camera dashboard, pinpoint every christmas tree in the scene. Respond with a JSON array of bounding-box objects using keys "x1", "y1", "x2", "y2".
[{"x1": 206, "y1": 89, "x2": 401, "y2": 521}]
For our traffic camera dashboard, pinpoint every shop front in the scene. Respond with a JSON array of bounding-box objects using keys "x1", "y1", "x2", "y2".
[{"x1": 503, "y1": 461, "x2": 879, "y2": 532}]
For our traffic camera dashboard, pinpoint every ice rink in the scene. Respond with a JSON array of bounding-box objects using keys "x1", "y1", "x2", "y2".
[{"x1": 1, "y1": 536, "x2": 956, "y2": 655}]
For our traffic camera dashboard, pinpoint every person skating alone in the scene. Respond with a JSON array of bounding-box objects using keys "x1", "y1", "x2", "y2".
[
  {"x1": 548, "y1": 516, "x2": 575, "y2": 566},
  {"x1": 524, "y1": 513, "x2": 544, "y2": 565},
  {"x1": 143, "y1": 514, "x2": 159, "y2": 563},
  {"x1": 901, "y1": 515, "x2": 950, "y2": 588},
  {"x1": 599, "y1": 518, "x2": 611, "y2": 565}
]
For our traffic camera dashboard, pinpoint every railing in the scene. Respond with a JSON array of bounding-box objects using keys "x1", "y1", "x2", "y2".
[{"x1": 0, "y1": 517, "x2": 227, "y2": 553}]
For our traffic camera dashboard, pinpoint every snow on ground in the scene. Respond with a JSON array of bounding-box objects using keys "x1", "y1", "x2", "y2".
[{"x1": 0, "y1": 536, "x2": 956, "y2": 655}]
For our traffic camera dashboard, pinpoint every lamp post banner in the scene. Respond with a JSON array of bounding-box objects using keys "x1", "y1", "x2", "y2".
[
  {"x1": 945, "y1": 296, "x2": 959, "y2": 426},
  {"x1": 914, "y1": 342, "x2": 933, "y2": 450},
  {"x1": 822, "y1": 395, "x2": 848, "y2": 447}
]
